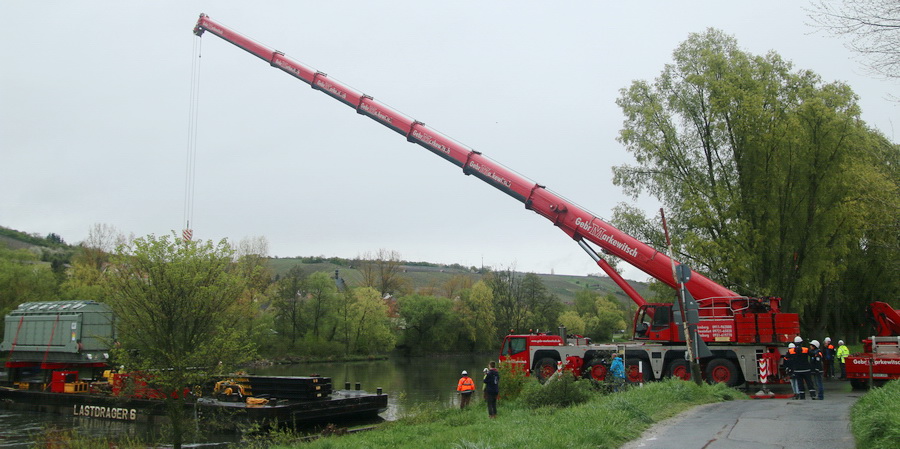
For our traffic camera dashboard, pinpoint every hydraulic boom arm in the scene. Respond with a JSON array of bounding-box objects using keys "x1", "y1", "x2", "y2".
[{"x1": 193, "y1": 14, "x2": 739, "y2": 305}]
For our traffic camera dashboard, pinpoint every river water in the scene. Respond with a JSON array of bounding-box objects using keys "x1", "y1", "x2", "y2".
[{"x1": 0, "y1": 353, "x2": 494, "y2": 447}]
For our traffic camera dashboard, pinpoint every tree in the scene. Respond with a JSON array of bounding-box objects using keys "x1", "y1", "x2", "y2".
[
  {"x1": 520, "y1": 273, "x2": 562, "y2": 331},
  {"x1": 443, "y1": 274, "x2": 474, "y2": 299},
  {"x1": 456, "y1": 281, "x2": 497, "y2": 351},
  {"x1": 557, "y1": 310, "x2": 586, "y2": 335},
  {"x1": 571, "y1": 289, "x2": 627, "y2": 341},
  {"x1": 232, "y1": 236, "x2": 274, "y2": 349},
  {"x1": 486, "y1": 267, "x2": 529, "y2": 336},
  {"x1": 106, "y1": 234, "x2": 252, "y2": 449},
  {"x1": 808, "y1": 0, "x2": 900, "y2": 80},
  {"x1": 358, "y1": 249, "x2": 410, "y2": 297},
  {"x1": 612, "y1": 28, "x2": 896, "y2": 336},
  {"x1": 272, "y1": 265, "x2": 307, "y2": 347},
  {"x1": 303, "y1": 271, "x2": 339, "y2": 340},
  {"x1": 486, "y1": 268, "x2": 559, "y2": 336},
  {"x1": 348, "y1": 287, "x2": 396, "y2": 354},
  {"x1": 397, "y1": 294, "x2": 458, "y2": 354}
]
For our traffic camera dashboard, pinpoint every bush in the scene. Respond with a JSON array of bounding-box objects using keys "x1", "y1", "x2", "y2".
[
  {"x1": 496, "y1": 361, "x2": 531, "y2": 401},
  {"x1": 521, "y1": 371, "x2": 593, "y2": 409},
  {"x1": 851, "y1": 379, "x2": 900, "y2": 449}
]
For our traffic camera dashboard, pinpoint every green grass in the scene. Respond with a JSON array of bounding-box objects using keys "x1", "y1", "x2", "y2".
[
  {"x1": 850, "y1": 379, "x2": 900, "y2": 449},
  {"x1": 271, "y1": 379, "x2": 744, "y2": 449}
]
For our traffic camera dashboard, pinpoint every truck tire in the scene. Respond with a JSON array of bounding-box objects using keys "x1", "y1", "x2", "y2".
[
  {"x1": 666, "y1": 360, "x2": 691, "y2": 381},
  {"x1": 850, "y1": 379, "x2": 868, "y2": 390},
  {"x1": 534, "y1": 357, "x2": 558, "y2": 383},
  {"x1": 625, "y1": 358, "x2": 652, "y2": 383},
  {"x1": 704, "y1": 358, "x2": 742, "y2": 387},
  {"x1": 584, "y1": 358, "x2": 609, "y2": 381}
]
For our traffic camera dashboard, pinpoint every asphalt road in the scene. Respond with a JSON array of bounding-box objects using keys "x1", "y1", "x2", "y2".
[{"x1": 620, "y1": 379, "x2": 863, "y2": 449}]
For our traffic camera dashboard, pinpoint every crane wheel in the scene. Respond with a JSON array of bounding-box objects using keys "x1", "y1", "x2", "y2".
[
  {"x1": 704, "y1": 358, "x2": 742, "y2": 387},
  {"x1": 534, "y1": 358, "x2": 558, "y2": 383},
  {"x1": 584, "y1": 358, "x2": 609, "y2": 381},
  {"x1": 666, "y1": 360, "x2": 691, "y2": 381},
  {"x1": 625, "y1": 358, "x2": 652, "y2": 383}
]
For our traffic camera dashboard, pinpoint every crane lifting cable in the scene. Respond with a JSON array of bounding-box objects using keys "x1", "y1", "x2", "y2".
[{"x1": 183, "y1": 37, "x2": 202, "y2": 242}]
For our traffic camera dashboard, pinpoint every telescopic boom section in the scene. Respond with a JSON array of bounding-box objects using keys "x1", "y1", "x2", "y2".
[{"x1": 193, "y1": 14, "x2": 739, "y2": 303}]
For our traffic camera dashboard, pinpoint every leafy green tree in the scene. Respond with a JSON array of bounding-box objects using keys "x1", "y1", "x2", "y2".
[
  {"x1": 520, "y1": 273, "x2": 562, "y2": 331},
  {"x1": 272, "y1": 265, "x2": 307, "y2": 347},
  {"x1": 557, "y1": 310, "x2": 586, "y2": 335},
  {"x1": 571, "y1": 289, "x2": 627, "y2": 341},
  {"x1": 105, "y1": 234, "x2": 252, "y2": 449},
  {"x1": 487, "y1": 269, "x2": 562, "y2": 336},
  {"x1": 232, "y1": 236, "x2": 274, "y2": 351},
  {"x1": 303, "y1": 271, "x2": 339, "y2": 340},
  {"x1": 612, "y1": 28, "x2": 895, "y2": 336},
  {"x1": 456, "y1": 281, "x2": 497, "y2": 351},
  {"x1": 348, "y1": 287, "x2": 396, "y2": 354},
  {"x1": 486, "y1": 268, "x2": 529, "y2": 336},
  {"x1": 397, "y1": 294, "x2": 458, "y2": 354}
]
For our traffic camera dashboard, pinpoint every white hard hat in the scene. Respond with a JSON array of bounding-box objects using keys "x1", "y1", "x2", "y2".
[
  {"x1": 461, "y1": 370, "x2": 468, "y2": 375},
  {"x1": 794, "y1": 336, "x2": 803, "y2": 344},
  {"x1": 824, "y1": 337, "x2": 832, "y2": 342},
  {"x1": 811, "y1": 340, "x2": 820, "y2": 347},
  {"x1": 839, "y1": 340, "x2": 844, "y2": 345},
  {"x1": 788, "y1": 343, "x2": 795, "y2": 348}
]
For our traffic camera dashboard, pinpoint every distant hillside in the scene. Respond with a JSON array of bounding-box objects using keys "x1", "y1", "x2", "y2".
[
  {"x1": 0, "y1": 226, "x2": 73, "y2": 260},
  {"x1": 0, "y1": 226, "x2": 650, "y2": 306},
  {"x1": 266, "y1": 256, "x2": 650, "y2": 306}
]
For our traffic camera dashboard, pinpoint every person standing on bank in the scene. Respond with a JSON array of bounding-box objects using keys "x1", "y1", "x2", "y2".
[
  {"x1": 822, "y1": 337, "x2": 836, "y2": 379},
  {"x1": 456, "y1": 370, "x2": 476, "y2": 409},
  {"x1": 809, "y1": 340, "x2": 825, "y2": 400},
  {"x1": 836, "y1": 340, "x2": 850, "y2": 379},
  {"x1": 791, "y1": 336, "x2": 813, "y2": 400},
  {"x1": 483, "y1": 361, "x2": 500, "y2": 418},
  {"x1": 783, "y1": 343, "x2": 799, "y2": 399},
  {"x1": 610, "y1": 353, "x2": 626, "y2": 392}
]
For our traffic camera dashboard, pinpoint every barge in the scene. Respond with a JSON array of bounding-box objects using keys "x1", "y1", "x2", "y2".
[
  {"x1": 0, "y1": 377, "x2": 388, "y2": 427},
  {"x1": 1, "y1": 301, "x2": 387, "y2": 427}
]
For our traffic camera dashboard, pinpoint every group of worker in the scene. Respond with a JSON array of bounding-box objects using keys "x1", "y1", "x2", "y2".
[
  {"x1": 782, "y1": 336, "x2": 850, "y2": 400},
  {"x1": 456, "y1": 361, "x2": 500, "y2": 418}
]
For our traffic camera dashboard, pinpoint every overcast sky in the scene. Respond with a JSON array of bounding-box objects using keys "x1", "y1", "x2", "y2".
[{"x1": 1, "y1": 1, "x2": 896, "y2": 282}]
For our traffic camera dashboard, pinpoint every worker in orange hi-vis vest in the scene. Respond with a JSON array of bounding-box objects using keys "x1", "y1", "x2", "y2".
[{"x1": 457, "y1": 370, "x2": 476, "y2": 409}]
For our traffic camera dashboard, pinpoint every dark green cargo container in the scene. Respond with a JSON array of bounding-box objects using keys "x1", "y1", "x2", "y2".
[{"x1": 1, "y1": 301, "x2": 115, "y2": 368}]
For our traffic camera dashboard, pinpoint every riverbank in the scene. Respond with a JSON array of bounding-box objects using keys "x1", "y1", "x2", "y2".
[{"x1": 268, "y1": 379, "x2": 744, "y2": 449}]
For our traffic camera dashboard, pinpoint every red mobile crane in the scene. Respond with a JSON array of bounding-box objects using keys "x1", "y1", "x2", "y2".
[
  {"x1": 845, "y1": 301, "x2": 900, "y2": 388},
  {"x1": 193, "y1": 14, "x2": 800, "y2": 386}
]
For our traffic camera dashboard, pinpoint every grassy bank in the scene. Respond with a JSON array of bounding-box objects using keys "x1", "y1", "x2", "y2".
[
  {"x1": 271, "y1": 379, "x2": 743, "y2": 449},
  {"x1": 850, "y1": 380, "x2": 900, "y2": 449}
]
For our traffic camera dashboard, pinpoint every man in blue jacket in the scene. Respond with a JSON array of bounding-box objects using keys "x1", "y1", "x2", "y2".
[
  {"x1": 483, "y1": 361, "x2": 500, "y2": 418},
  {"x1": 610, "y1": 353, "x2": 626, "y2": 391}
]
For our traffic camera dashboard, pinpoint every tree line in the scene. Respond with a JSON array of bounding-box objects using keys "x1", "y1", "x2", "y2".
[{"x1": 0, "y1": 229, "x2": 628, "y2": 361}]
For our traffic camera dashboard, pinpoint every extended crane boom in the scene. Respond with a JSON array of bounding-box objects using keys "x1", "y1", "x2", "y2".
[{"x1": 192, "y1": 13, "x2": 738, "y2": 306}]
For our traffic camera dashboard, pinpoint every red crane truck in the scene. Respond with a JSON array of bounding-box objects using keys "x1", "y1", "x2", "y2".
[
  {"x1": 845, "y1": 301, "x2": 900, "y2": 389},
  {"x1": 193, "y1": 14, "x2": 799, "y2": 387}
]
